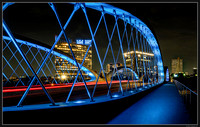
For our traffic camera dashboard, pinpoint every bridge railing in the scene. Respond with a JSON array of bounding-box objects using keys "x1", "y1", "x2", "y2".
[
  {"x1": 173, "y1": 79, "x2": 197, "y2": 104},
  {"x1": 173, "y1": 79, "x2": 197, "y2": 123}
]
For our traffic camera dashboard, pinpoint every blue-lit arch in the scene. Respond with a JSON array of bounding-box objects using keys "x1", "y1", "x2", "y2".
[
  {"x1": 3, "y1": 3, "x2": 165, "y2": 107},
  {"x1": 3, "y1": 2, "x2": 164, "y2": 84}
]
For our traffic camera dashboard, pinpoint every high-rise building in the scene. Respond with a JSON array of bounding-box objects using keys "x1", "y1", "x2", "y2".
[
  {"x1": 171, "y1": 57, "x2": 183, "y2": 74},
  {"x1": 123, "y1": 51, "x2": 154, "y2": 73},
  {"x1": 54, "y1": 36, "x2": 92, "y2": 81}
]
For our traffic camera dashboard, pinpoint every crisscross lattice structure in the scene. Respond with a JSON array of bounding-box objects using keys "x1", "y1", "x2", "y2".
[{"x1": 3, "y1": 3, "x2": 164, "y2": 107}]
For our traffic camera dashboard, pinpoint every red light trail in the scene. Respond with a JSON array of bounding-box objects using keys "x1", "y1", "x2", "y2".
[{"x1": 3, "y1": 80, "x2": 136, "y2": 93}]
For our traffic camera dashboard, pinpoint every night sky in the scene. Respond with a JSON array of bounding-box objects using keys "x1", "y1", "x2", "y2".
[
  {"x1": 3, "y1": 2, "x2": 197, "y2": 74},
  {"x1": 112, "y1": 3, "x2": 197, "y2": 75}
]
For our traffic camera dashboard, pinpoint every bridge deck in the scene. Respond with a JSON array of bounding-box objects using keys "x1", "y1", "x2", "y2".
[
  {"x1": 4, "y1": 83, "x2": 194, "y2": 124},
  {"x1": 108, "y1": 83, "x2": 191, "y2": 124}
]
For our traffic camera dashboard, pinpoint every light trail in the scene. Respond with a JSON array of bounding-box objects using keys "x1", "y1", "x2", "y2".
[{"x1": 3, "y1": 80, "x2": 136, "y2": 93}]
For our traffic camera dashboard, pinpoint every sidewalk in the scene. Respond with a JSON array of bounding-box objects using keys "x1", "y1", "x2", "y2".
[{"x1": 108, "y1": 83, "x2": 191, "y2": 124}]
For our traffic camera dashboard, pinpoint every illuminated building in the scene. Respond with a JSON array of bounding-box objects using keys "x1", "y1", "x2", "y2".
[
  {"x1": 106, "y1": 63, "x2": 123, "y2": 73},
  {"x1": 9, "y1": 76, "x2": 17, "y2": 80},
  {"x1": 171, "y1": 57, "x2": 183, "y2": 74},
  {"x1": 123, "y1": 51, "x2": 154, "y2": 73},
  {"x1": 54, "y1": 36, "x2": 92, "y2": 81}
]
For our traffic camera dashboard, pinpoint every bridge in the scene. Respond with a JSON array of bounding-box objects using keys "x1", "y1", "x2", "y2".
[{"x1": 2, "y1": 2, "x2": 197, "y2": 124}]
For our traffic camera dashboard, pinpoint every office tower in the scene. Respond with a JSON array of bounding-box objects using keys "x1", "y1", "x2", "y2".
[
  {"x1": 123, "y1": 51, "x2": 154, "y2": 73},
  {"x1": 171, "y1": 57, "x2": 183, "y2": 74},
  {"x1": 54, "y1": 36, "x2": 92, "y2": 81}
]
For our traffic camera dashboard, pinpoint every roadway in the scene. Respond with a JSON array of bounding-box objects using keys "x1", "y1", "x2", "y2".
[{"x1": 3, "y1": 80, "x2": 149, "y2": 106}]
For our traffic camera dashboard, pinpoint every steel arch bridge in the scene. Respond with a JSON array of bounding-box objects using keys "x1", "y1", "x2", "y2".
[{"x1": 3, "y1": 2, "x2": 164, "y2": 108}]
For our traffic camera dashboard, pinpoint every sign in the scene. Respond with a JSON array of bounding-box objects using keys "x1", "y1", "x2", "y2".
[{"x1": 76, "y1": 39, "x2": 92, "y2": 45}]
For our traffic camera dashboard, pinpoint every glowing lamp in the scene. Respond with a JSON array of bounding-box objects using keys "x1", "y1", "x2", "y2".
[
  {"x1": 112, "y1": 94, "x2": 120, "y2": 98},
  {"x1": 174, "y1": 74, "x2": 178, "y2": 77},
  {"x1": 74, "y1": 100, "x2": 86, "y2": 103},
  {"x1": 61, "y1": 75, "x2": 67, "y2": 80}
]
